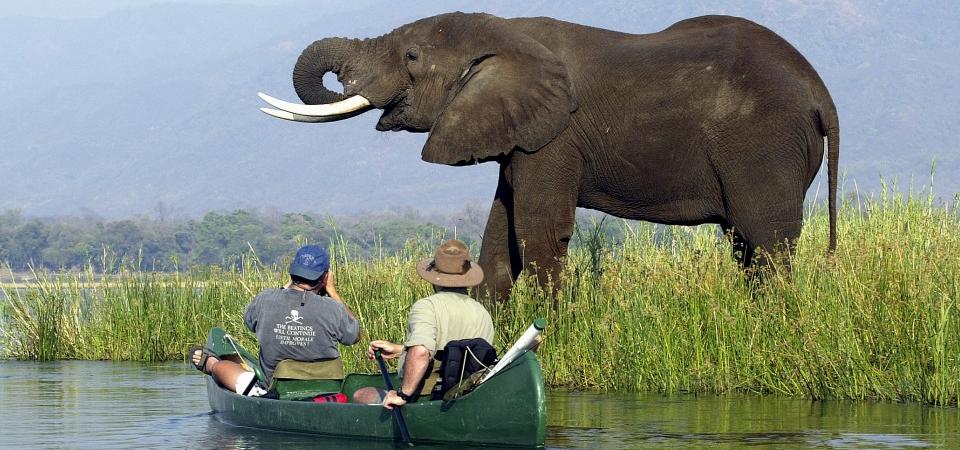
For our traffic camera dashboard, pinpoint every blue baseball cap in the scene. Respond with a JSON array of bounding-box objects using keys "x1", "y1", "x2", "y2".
[{"x1": 289, "y1": 244, "x2": 330, "y2": 281}]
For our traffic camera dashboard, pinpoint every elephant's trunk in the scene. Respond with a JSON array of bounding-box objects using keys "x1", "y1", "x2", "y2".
[
  {"x1": 293, "y1": 37, "x2": 359, "y2": 105},
  {"x1": 259, "y1": 37, "x2": 372, "y2": 123}
]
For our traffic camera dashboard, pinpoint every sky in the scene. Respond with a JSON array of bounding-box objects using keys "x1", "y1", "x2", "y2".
[
  {"x1": 1, "y1": 0, "x2": 956, "y2": 217},
  {"x1": 0, "y1": 0, "x2": 294, "y2": 19}
]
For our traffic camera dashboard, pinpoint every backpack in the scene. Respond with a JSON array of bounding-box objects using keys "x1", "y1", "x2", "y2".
[{"x1": 431, "y1": 338, "x2": 498, "y2": 401}]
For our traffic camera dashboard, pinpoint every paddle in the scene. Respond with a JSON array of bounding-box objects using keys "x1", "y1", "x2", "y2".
[
  {"x1": 374, "y1": 349, "x2": 413, "y2": 446},
  {"x1": 480, "y1": 318, "x2": 547, "y2": 384}
]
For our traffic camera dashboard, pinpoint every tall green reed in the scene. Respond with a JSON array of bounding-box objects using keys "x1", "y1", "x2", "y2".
[{"x1": 1, "y1": 187, "x2": 957, "y2": 405}]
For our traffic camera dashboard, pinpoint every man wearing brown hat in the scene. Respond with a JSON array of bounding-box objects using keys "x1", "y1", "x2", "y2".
[{"x1": 352, "y1": 239, "x2": 495, "y2": 408}]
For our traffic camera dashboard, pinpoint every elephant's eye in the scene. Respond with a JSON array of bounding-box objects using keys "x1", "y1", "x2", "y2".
[{"x1": 405, "y1": 48, "x2": 419, "y2": 62}]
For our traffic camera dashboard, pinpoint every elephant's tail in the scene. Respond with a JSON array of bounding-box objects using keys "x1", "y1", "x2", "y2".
[{"x1": 823, "y1": 108, "x2": 839, "y2": 254}]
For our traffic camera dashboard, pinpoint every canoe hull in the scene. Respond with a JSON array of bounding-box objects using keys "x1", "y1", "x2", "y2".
[{"x1": 205, "y1": 333, "x2": 546, "y2": 447}]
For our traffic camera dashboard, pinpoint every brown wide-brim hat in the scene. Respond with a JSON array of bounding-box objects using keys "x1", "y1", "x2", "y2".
[{"x1": 416, "y1": 239, "x2": 484, "y2": 288}]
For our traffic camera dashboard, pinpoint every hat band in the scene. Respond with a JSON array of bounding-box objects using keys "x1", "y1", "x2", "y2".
[{"x1": 429, "y1": 259, "x2": 471, "y2": 275}]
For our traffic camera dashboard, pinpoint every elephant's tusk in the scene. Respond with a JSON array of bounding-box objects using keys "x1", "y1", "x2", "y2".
[
  {"x1": 257, "y1": 92, "x2": 371, "y2": 117},
  {"x1": 259, "y1": 107, "x2": 356, "y2": 123}
]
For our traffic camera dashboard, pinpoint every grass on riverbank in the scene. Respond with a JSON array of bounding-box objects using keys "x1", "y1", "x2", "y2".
[{"x1": 2, "y1": 188, "x2": 958, "y2": 406}]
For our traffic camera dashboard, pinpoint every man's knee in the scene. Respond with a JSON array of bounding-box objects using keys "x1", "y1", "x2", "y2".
[
  {"x1": 351, "y1": 387, "x2": 385, "y2": 404},
  {"x1": 233, "y1": 370, "x2": 267, "y2": 396}
]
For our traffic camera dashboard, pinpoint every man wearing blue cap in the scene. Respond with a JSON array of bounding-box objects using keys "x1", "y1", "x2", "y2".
[{"x1": 190, "y1": 244, "x2": 360, "y2": 396}]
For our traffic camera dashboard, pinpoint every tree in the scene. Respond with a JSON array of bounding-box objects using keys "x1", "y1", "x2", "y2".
[
  {"x1": 10, "y1": 220, "x2": 49, "y2": 269},
  {"x1": 193, "y1": 210, "x2": 269, "y2": 266}
]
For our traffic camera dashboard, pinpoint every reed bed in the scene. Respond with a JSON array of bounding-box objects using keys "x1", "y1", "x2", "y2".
[{"x1": 2, "y1": 189, "x2": 958, "y2": 406}]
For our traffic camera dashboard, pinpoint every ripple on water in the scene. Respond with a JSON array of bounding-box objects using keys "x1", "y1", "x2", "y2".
[{"x1": 0, "y1": 362, "x2": 956, "y2": 449}]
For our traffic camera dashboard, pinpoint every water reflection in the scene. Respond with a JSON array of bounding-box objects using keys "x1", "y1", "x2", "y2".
[
  {"x1": 0, "y1": 361, "x2": 956, "y2": 449},
  {"x1": 199, "y1": 417, "x2": 499, "y2": 450},
  {"x1": 0, "y1": 361, "x2": 211, "y2": 449},
  {"x1": 547, "y1": 391, "x2": 956, "y2": 449}
]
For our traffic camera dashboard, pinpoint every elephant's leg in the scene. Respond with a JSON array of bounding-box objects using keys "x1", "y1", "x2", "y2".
[
  {"x1": 713, "y1": 115, "x2": 816, "y2": 275},
  {"x1": 755, "y1": 218, "x2": 802, "y2": 272},
  {"x1": 721, "y1": 222, "x2": 754, "y2": 269},
  {"x1": 512, "y1": 202, "x2": 577, "y2": 291},
  {"x1": 725, "y1": 197, "x2": 803, "y2": 275},
  {"x1": 477, "y1": 170, "x2": 518, "y2": 301},
  {"x1": 507, "y1": 157, "x2": 579, "y2": 293}
]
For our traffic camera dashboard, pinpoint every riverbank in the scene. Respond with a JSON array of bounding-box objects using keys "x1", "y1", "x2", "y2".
[{"x1": 2, "y1": 189, "x2": 958, "y2": 406}]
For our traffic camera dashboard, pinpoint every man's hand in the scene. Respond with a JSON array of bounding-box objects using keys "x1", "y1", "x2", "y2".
[
  {"x1": 323, "y1": 270, "x2": 338, "y2": 295},
  {"x1": 368, "y1": 341, "x2": 403, "y2": 360},
  {"x1": 382, "y1": 390, "x2": 407, "y2": 410}
]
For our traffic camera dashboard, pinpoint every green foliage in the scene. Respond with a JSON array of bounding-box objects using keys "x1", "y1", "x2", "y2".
[
  {"x1": 0, "y1": 208, "x2": 486, "y2": 273},
  {"x1": 2, "y1": 188, "x2": 958, "y2": 406}
]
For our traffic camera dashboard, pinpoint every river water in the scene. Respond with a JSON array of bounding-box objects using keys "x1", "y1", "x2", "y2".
[{"x1": 0, "y1": 361, "x2": 957, "y2": 449}]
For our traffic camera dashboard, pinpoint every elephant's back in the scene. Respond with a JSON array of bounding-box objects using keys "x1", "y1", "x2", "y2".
[
  {"x1": 514, "y1": 15, "x2": 836, "y2": 217},
  {"x1": 653, "y1": 15, "x2": 834, "y2": 117},
  {"x1": 673, "y1": 16, "x2": 827, "y2": 84},
  {"x1": 516, "y1": 15, "x2": 833, "y2": 114}
]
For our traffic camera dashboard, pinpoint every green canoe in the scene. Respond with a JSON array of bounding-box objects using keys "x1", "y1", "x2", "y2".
[{"x1": 203, "y1": 328, "x2": 547, "y2": 447}]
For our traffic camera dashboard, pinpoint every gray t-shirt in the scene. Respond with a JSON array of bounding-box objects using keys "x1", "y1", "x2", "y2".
[{"x1": 243, "y1": 288, "x2": 360, "y2": 382}]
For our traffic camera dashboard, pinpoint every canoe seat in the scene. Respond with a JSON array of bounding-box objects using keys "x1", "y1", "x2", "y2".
[{"x1": 270, "y1": 358, "x2": 345, "y2": 400}]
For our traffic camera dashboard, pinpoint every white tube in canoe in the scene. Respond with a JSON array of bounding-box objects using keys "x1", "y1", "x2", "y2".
[{"x1": 481, "y1": 318, "x2": 547, "y2": 383}]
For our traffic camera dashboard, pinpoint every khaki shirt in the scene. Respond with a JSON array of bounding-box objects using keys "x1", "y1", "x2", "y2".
[{"x1": 398, "y1": 291, "x2": 495, "y2": 377}]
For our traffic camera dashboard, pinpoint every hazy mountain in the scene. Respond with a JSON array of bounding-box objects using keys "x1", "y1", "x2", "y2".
[{"x1": 1, "y1": 0, "x2": 957, "y2": 217}]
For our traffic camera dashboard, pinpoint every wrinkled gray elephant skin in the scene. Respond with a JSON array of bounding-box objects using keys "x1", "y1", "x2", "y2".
[{"x1": 265, "y1": 12, "x2": 839, "y2": 300}]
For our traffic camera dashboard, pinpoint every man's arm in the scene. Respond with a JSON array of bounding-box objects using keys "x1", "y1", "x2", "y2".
[
  {"x1": 323, "y1": 270, "x2": 356, "y2": 320},
  {"x1": 380, "y1": 298, "x2": 437, "y2": 409},
  {"x1": 321, "y1": 270, "x2": 361, "y2": 344},
  {"x1": 383, "y1": 344, "x2": 430, "y2": 409}
]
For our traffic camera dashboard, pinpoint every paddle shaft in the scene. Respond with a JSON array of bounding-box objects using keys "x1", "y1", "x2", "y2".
[
  {"x1": 480, "y1": 318, "x2": 546, "y2": 383},
  {"x1": 222, "y1": 334, "x2": 252, "y2": 372},
  {"x1": 375, "y1": 350, "x2": 412, "y2": 446}
]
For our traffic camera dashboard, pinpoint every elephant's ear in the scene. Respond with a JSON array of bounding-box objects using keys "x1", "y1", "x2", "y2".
[{"x1": 421, "y1": 21, "x2": 577, "y2": 165}]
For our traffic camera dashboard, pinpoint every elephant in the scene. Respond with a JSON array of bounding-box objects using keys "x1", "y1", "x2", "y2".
[{"x1": 258, "y1": 12, "x2": 839, "y2": 299}]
